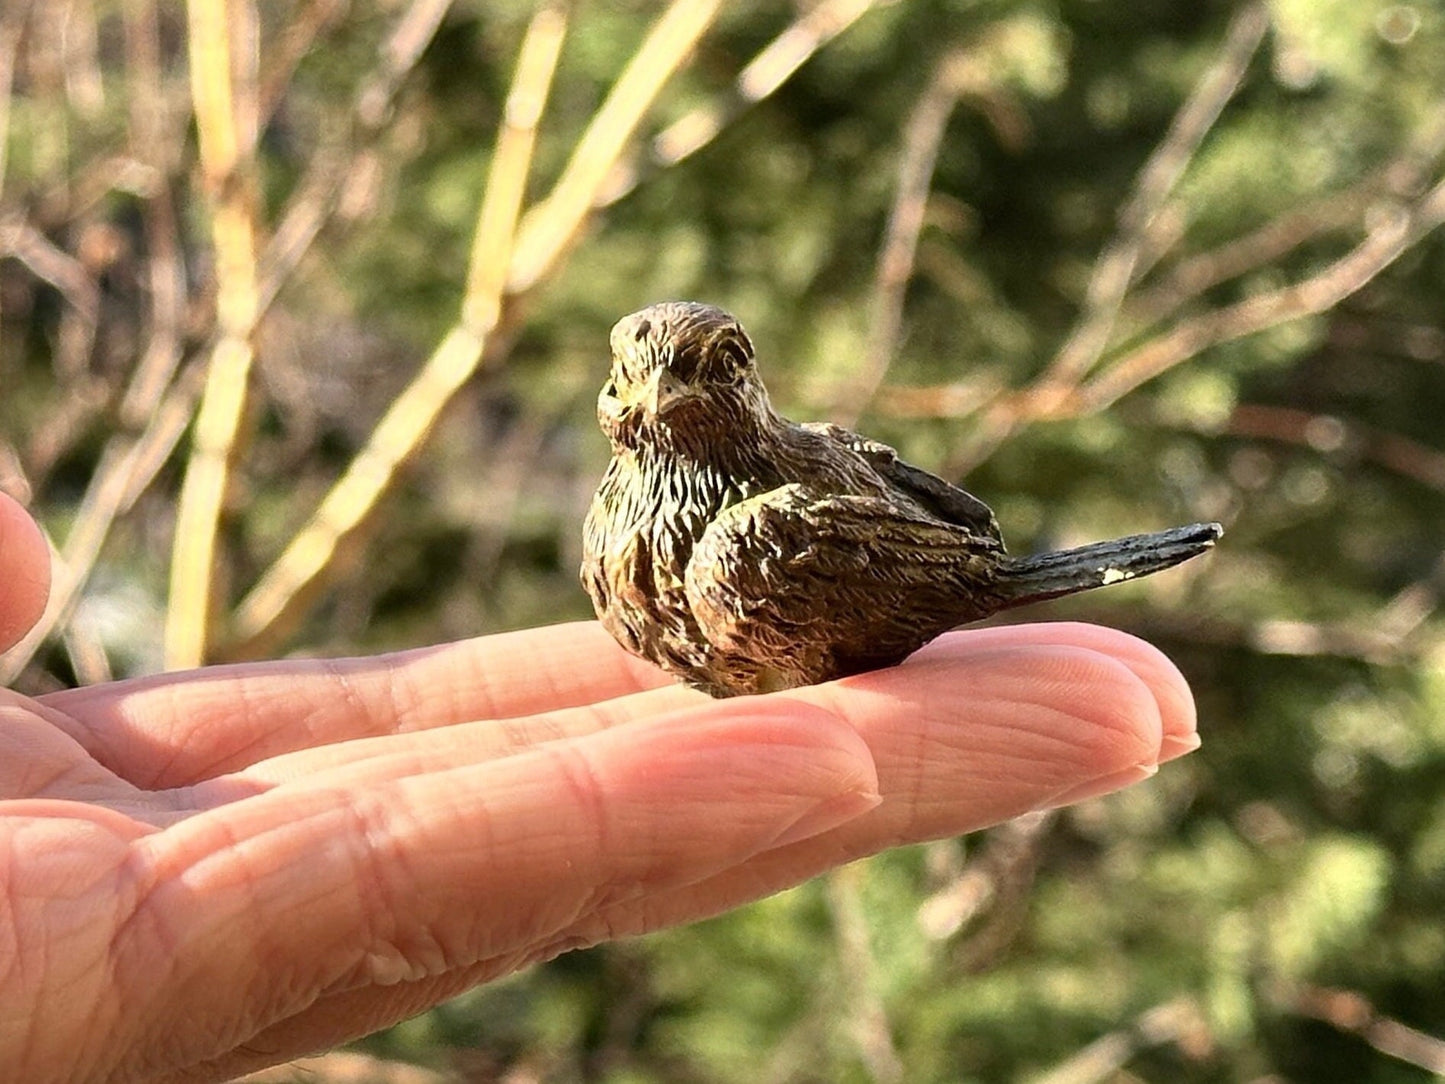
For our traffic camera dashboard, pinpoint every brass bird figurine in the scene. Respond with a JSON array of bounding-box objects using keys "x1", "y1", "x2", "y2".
[{"x1": 582, "y1": 301, "x2": 1221, "y2": 697}]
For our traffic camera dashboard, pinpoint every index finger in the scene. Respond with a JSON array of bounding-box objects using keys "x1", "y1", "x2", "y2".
[
  {"x1": 40, "y1": 621, "x2": 671, "y2": 788},
  {"x1": 0, "y1": 490, "x2": 51, "y2": 655}
]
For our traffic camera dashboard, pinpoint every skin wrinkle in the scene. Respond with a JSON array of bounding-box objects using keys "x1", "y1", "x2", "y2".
[
  {"x1": 2, "y1": 624, "x2": 1196, "y2": 1081},
  {"x1": 909, "y1": 646, "x2": 1163, "y2": 763},
  {"x1": 34, "y1": 626, "x2": 672, "y2": 788},
  {"x1": 175, "y1": 957, "x2": 504, "y2": 1084},
  {"x1": 783, "y1": 647, "x2": 1162, "y2": 808},
  {"x1": 389, "y1": 649, "x2": 479, "y2": 734},
  {"x1": 219, "y1": 703, "x2": 613, "y2": 791},
  {"x1": 150, "y1": 683, "x2": 267, "y2": 790},
  {"x1": 912, "y1": 624, "x2": 1195, "y2": 742},
  {"x1": 7, "y1": 825, "x2": 132, "y2": 1081},
  {"x1": 137, "y1": 806, "x2": 362, "y2": 1069},
  {"x1": 533, "y1": 741, "x2": 617, "y2": 912},
  {"x1": 35, "y1": 623, "x2": 1188, "y2": 799},
  {"x1": 130, "y1": 825, "x2": 331, "y2": 1070},
  {"x1": 337, "y1": 789, "x2": 429, "y2": 988},
  {"x1": 317, "y1": 660, "x2": 378, "y2": 741}
]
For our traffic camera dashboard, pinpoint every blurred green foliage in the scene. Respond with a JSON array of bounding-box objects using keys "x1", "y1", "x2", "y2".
[{"x1": 4, "y1": 0, "x2": 1445, "y2": 1080}]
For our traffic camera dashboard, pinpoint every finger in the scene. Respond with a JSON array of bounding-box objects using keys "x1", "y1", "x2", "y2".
[
  {"x1": 220, "y1": 636, "x2": 1178, "y2": 925},
  {"x1": 179, "y1": 962, "x2": 499, "y2": 1082},
  {"x1": 913, "y1": 622, "x2": 1199, "y2": 759},
  {"x1": 194, "y1": 623, "x2": 1188, "y2": 797},
  {"x1": 543, "y1": 638, "x2": 1188, "y2": 944},
  {"x1": 39, "y1": 622, "x2": 671, "y2": 788},
  {"x1": 43, "y1": 621, "x2": 1190, "y2": 792},
  {"x1": 0, "y1": 693, "x2": 143, "y2": 806},
  {"x1": 0, "y1": 491, "x2": 50, "y2": 655},
  {"x1": 157, "y1": 632, "x2": 1193, "y2": 1077},
  {"x1": 200, "y1": 685, "x2": 702, "y2": 797},
  {"x1": 120, "y1": 704, "x2": 879, "y2": 1074}
]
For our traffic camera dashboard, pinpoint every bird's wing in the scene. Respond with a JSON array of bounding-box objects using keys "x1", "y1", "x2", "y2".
[
  {"x1": 802, "y1": 421, "x2": 1003, "y2": 543},
  {"x1": 684, "y1": 482, "x2": 1006, "y2": 680}
]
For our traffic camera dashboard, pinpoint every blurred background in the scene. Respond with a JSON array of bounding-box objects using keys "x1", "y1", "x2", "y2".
[{"x1": 3, "y1": 0, "x2": 1445, "y2": 1080}]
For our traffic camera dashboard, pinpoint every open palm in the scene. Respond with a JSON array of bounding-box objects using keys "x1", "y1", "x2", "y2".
[{"x1": 0, "y1": 492, "x2": 1201, "y2": 1083}]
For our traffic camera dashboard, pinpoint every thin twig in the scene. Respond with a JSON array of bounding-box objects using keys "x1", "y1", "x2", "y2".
[
  {"x1": 0, "y1": 0, "x2": 34, "y2": 199},
  {"x1": 61, "y1": 0, "x2": 105, "y2": 116},
  {"x1": 119, "y1": 0, "x2": 189, "y2": 425},
  {"x1": 599, "y1": 0, "x2": 886, "y2": 208},
  {"x1": 1124, "y1": 184, "x2": 1373, "y2": 327},
  {"x1": 870, "y1": 375, "x2": 1004, "y2": 420},
  {"x1": 231, "y1": 3, "x2": 569, "y2": 654},
  {"x1": 1223, "y1": 403, "x2": 1445, "y2": 494},
  {"x1": 916, "y1": 813, "x2": 1051, "y2": 963},
  {"x1": 1126, "y1": 97, "x2": 1445, "y2": 329},
  {"x1": 255, "y1": 0, "x2": 346, "y2": 126},
  {"x1": 1078, "y1": 174, "x2": 1445, "y2": 412},
  {"x1": 1042, "y1": 2, "x2": 1269, "y2": 390},
  {"x1": 947, "y1": 5, "x2": 1270, "y2": 473},
  {"x1": 0, "y1": 215, "x2": 101, "y2": 323},
  {"x1": 506, "y1": 0, "x2": 725, "y2": 293},
  {"x1": 233, "y1": 0, "x2": 881, "y2": 656},
  {"x1": 166, "y1": 0, "x2": 264, "y2": 668},
  {"x1": 825, "y1": 866, "x2": 904, "y2": 1084},
  {"x1": 1268, "y1": 981, "x2": 1445, "y2": 1074},
  {"x1": 235, "y1": 0, "x2": 733, "y2": 653},
  {"x1": 0, "y1": 0, "x2": 195, "y2": 684},
  {"x1": 831, "y1": 52, "x2": 960, "y2": 427},
  {"x1": 0, "y1": 362, "x2": 209, "y2": 684},
  {"x1": 1028, "y1": 999, "x2": 1212, "y2": 1084},
  {"x1": 942, "y1": 169, "x2": 1445, "y2": 475},
  {"x1": 256, "y1": 0, "x2": 461, "y2": 315}
]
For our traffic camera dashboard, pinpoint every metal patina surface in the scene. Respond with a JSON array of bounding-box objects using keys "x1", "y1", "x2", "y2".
[{"x1": 582, "y1": 301, "x2": 1221, "y2": 697}]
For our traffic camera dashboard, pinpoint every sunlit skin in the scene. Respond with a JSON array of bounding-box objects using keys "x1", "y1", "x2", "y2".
[{"x1": 0, "y1": 489, "x2": 1200, "y2": 1082}]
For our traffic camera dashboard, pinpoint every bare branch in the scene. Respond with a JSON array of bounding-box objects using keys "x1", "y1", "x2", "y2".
[
  {"x1": 0, "y1": 215, "x2": 101, "y2": 323},
  {"x1": 258, "y1": 0, "x2": 462, "y2": 315},
  {"x1": 232, "y1": 3, "x2": 569, "y2": 655},
  {"x1": 0, "y1": 0, "x2": 198, "y2": 683},
  {"x1": 1078, "y1": 175, "x2": 1445, "y2": 412},
  {"x1": 1224, "y1": 402, "x2": 1445, "y2": 493},
  {"x1": 1029, "y1": 999, "x2": 1212, "y2": 1084},
  {"x1": 0, "y1": 0, "x2": 33, "y2": 199},
  {"x1": 871, "y1": 375, "x2": 1003, "y2": 420},
  {"x1": 600, "y1": 0, "x2": 888, "y2": 207},
  {"x1": 1268, "y1": 982, "x2": 1445, "y2": 1075},
  {"x1": 830, "y1": 54, "x2": 960, "y2": 426},
  {"x1": 166, "y1": 0, "x2": 264, "y2": 667},
  {"x1": 256, "y1": 0, "x2": 347, "y2": 126},
  {"x1": 826, "y1": 866, "x2": 904, "y2": 1084},
  {"x1": 1126, "y1": 185, "x2": 1373, "y2": 327},
  {"x1": 120, "y1": 0, "x2": 189, "y2": 424},
  {"x1": 918, "y1": 813, "x2": 1051, "y2": 950},
  {"x1": 1042, "y1": 3, "x2": 1269, "y2": 389},
  {"x1": 506, "y1": 0, "x2": 724, "y2": 293}
]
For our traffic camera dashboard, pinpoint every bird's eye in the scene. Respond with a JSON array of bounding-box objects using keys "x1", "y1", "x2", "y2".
[
  {"x1": 717, "y1": 332, "x2": 752, "y2": 373},
  {"x1": 667, "y1": 346, "x2": 700, "y2": 383},
  {"x1": 601, "y1": 378, "x2": 618, "y2": 398}
]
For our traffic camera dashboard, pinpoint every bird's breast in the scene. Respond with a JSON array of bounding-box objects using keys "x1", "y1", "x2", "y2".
[{"x1": 590, "y1": 452, "x2": 754, "y2": 606}]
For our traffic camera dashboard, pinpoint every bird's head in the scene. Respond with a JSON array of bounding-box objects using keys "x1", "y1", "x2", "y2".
[{"x1": 599, "y1": 301, "x2": 771, "y2": 455}]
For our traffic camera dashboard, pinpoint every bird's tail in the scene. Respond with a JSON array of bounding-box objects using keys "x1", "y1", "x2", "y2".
[{"x1": 996, "y1": 522, "x2": 1222, "y2": 608}]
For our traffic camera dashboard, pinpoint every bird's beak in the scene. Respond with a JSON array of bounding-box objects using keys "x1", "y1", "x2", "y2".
[{"x1": 643, "y1": 367, "x2": 692, "y2": 417}]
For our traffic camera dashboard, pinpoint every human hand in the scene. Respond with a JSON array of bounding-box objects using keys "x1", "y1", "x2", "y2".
[{"x1": 0, "y1": 491, "x2": 1200, "y2": 1083}]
